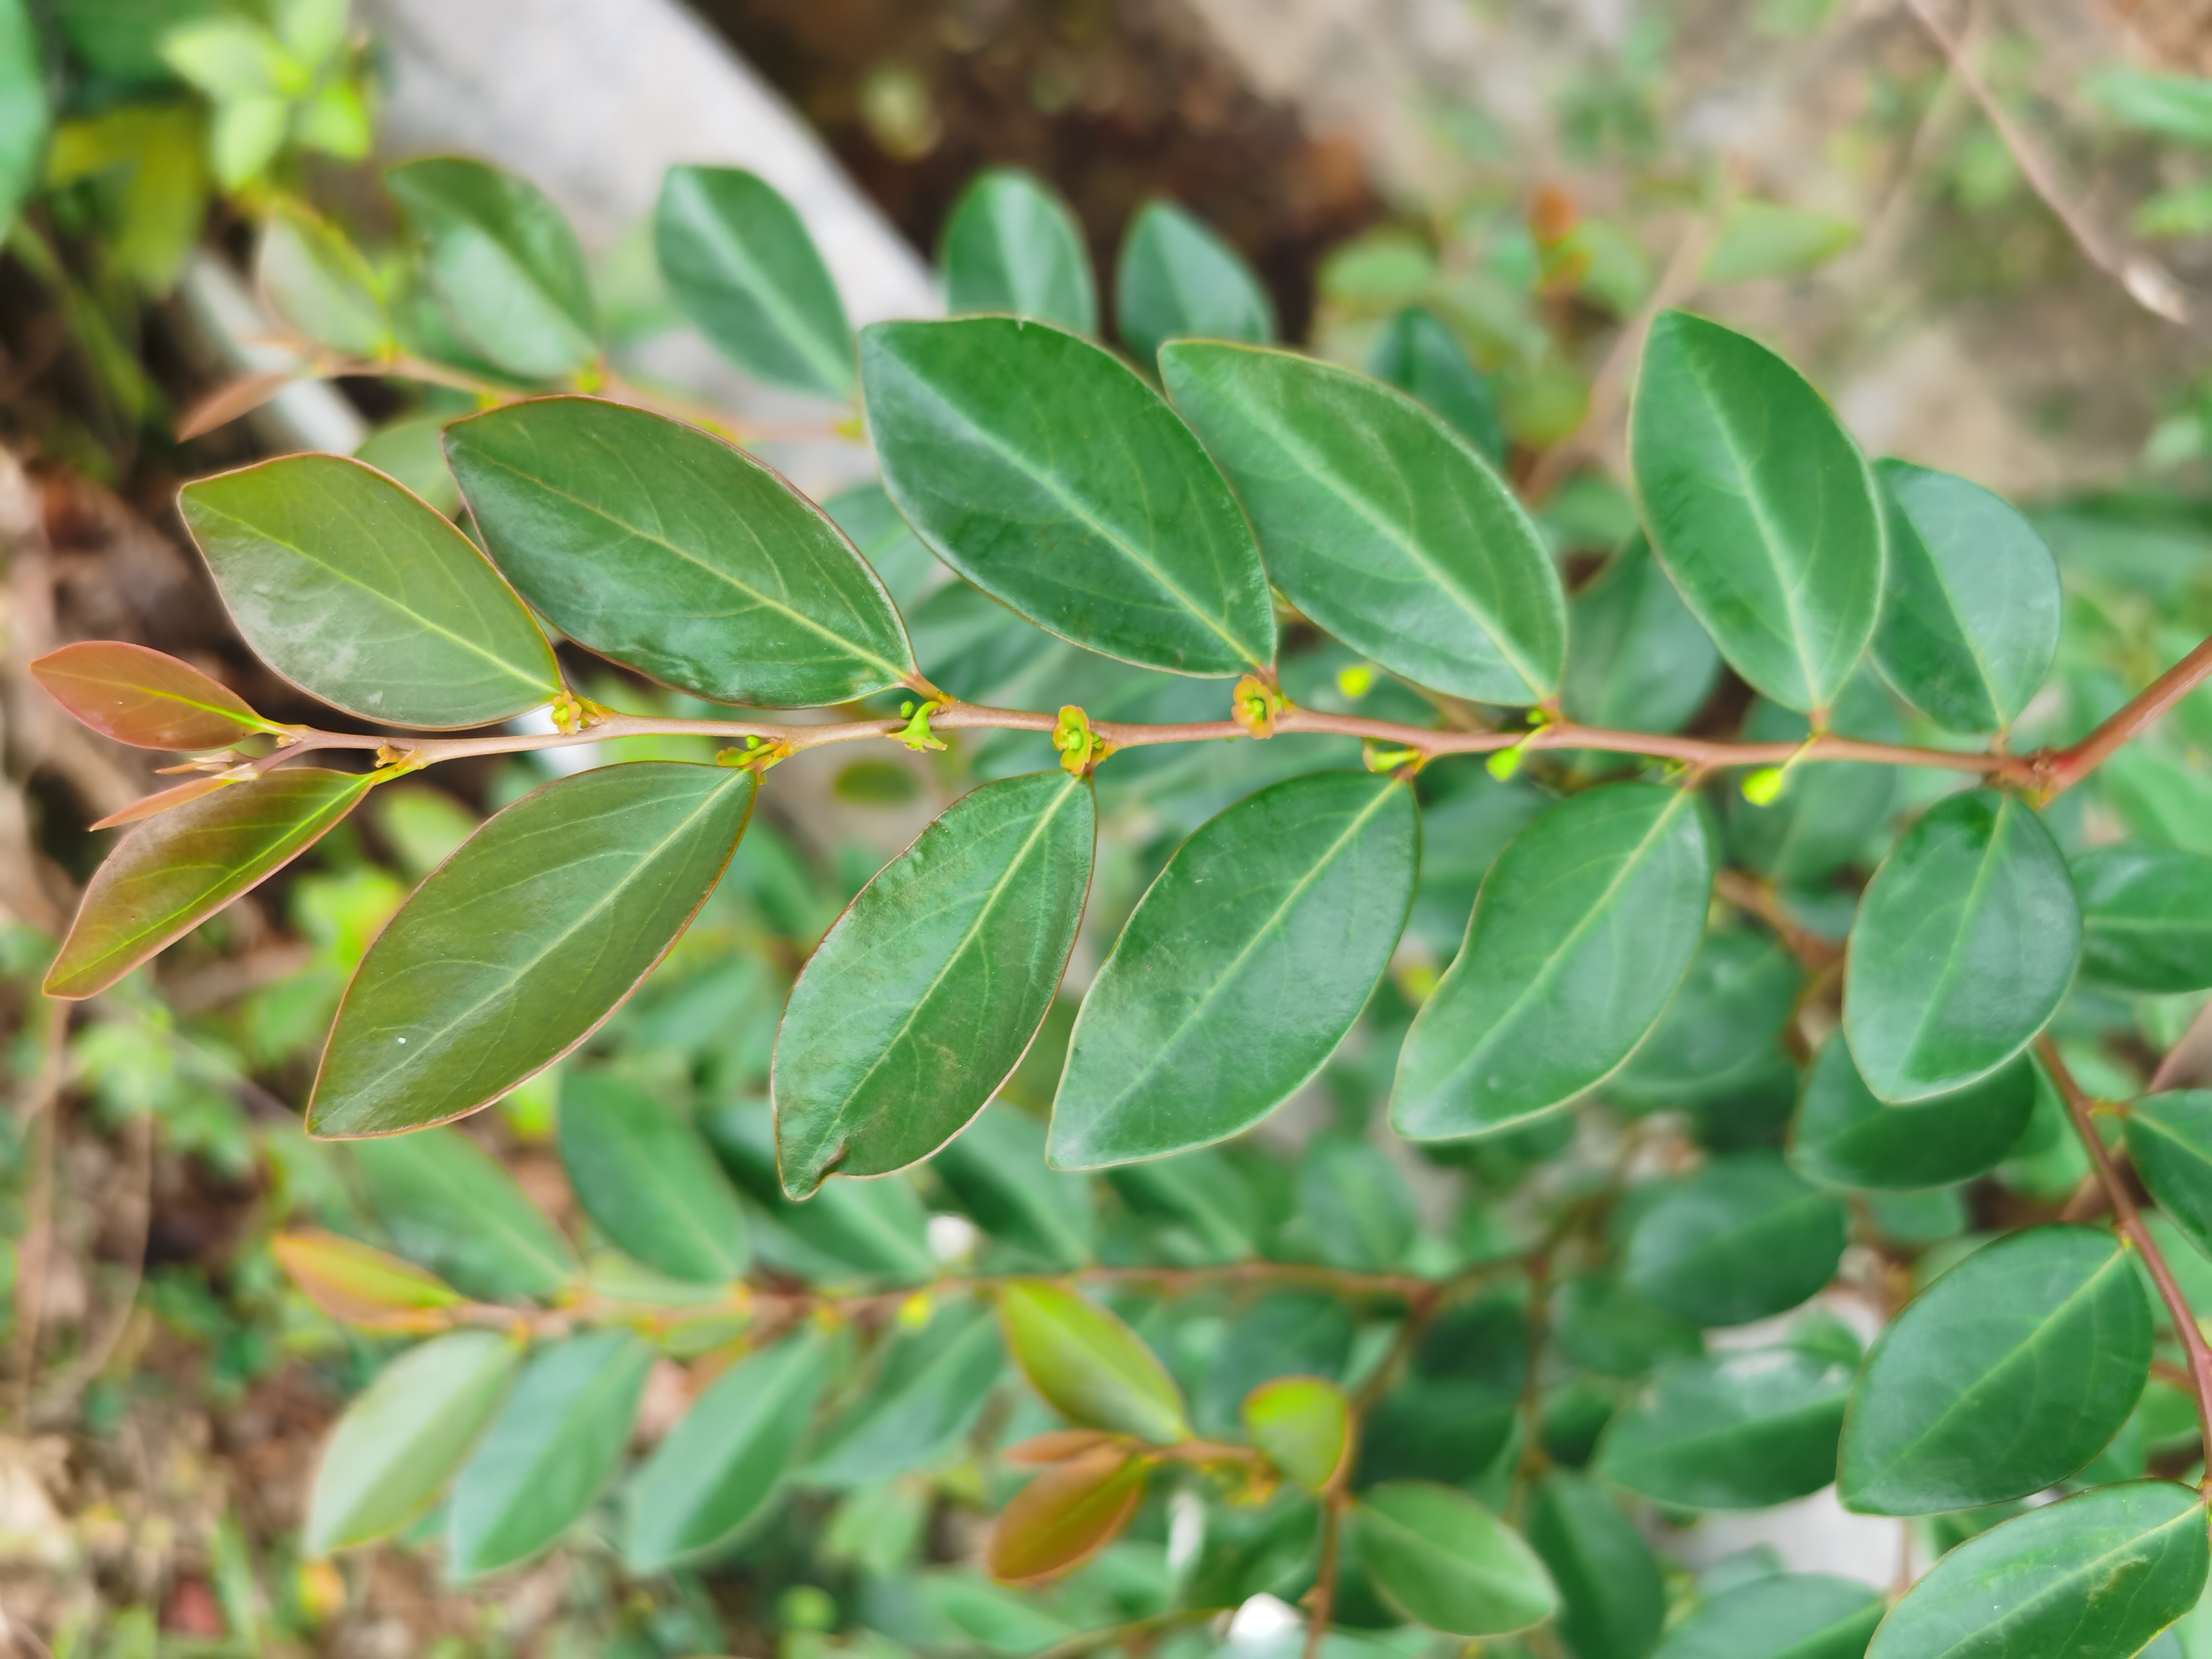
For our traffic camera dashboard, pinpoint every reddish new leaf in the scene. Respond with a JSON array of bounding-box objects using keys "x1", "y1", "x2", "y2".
[
  {"x1": 985, "y1": 1445, "x2": 1148, "y2": 1586},
  {"x1": 91, "y1": 774, "x2": 236, "y2": 830},
  {"x1": 32, "y1": 640, "x2": 270, "y2": 750}
]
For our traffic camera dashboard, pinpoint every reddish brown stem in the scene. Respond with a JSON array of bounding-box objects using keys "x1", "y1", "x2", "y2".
[
  {"x1": 1302, "y1": 1496, "x2": 1345, "y2": 1659},
  {"x1": 2046, "y1": 632, "x2": 2212, "y2": 795}
]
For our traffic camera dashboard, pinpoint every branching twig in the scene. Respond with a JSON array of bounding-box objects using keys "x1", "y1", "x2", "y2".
[
  {"x1": 1302, "y1": 1499, "x2": 1344, "y2": 1659},
  {"x1": 2046, "y1": 632, "x2": 2212, "y2": 793}
]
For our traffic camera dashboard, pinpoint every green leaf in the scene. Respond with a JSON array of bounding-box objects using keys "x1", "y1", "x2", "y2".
[
  {"x1": 861, "y1": 317, "x2": 1276, "y2": 677},
  {"x1": 1700, "y1": 200, "x2": 1858, "y2": 286},
  {"x1": 826, "y1": 480, "x2": 938, "y2": 614},
  {"x1": 303, "y1": 1329, "x2": 521, "y2": 1555},
  {"x1": 1838, "y1": 1225, "x2": 2151, "y2": 1515},
  {"x1": 702, "y1": 1102, "x2": 937, "y2": 1282},
  {"x1": 1789, "y1": 1039, "x2": 2036, "y2": 1191},
  {"x1": 0, "y1": 0, "x2": 47, "y2": 236},
  {"x1": 351, "y1": 1127, "x2": 579, "y2": 1301},
  {"x1": 655, "y1": 164, "x2": 854, "y2": 399},
  {"x1": 179, "y1": 455, "x2": 561, "y2": 728},
  {"x1": 1161, "y1": 342, "x2": 1565, "y2": 704},
  {"x1": 1561, "y1": 534, "x2": 1724, "y2": 737},
  {"x1": 1843, "y1": 789, "x2": 2080, "y2": 1103},
  {"x1": 1352, "y1": 1481, "x2": 1559, "y2": 1637},
  {"x1": 1242, "y1": 1375, "x2": 1351, "y2": 1493},
  {"x1": 2088, "y1": 67, "x2": 2212, "y2": 145},
  {"x1": 2125, "y1": 1092, "x2": 2212, "y2": 1264},
  {"x1": 1551, "y1": 1275, "x2": 1702, "y2": 1379},
  {"x1": 386, "y1": 158, "x2": 598, "y2": 380},
  {"x1": 1392, "y1": 783, "x2": 1714, "y2": 1141},
  {"x1": 1867, "y1": 1481, "x2": 2208, "y2": 1659},
  {"x1": 557, "y1": 1070, "x2": 748, "y2": 1283},
  {"x1": 1872, "y1": 461, "x2": 2061, "y2": 734},
  {"x1": 446, "y1": 396, "x2": 913, "y2": 708},
  {"x1": 1595, "y1": 1347, "x2": 1852, "y2": 1510},
  {"x1": 1624, "y1": 1153, "x2": 1848, "y2": 1326},
  {"x1": 1114, "y1": 199, "x2": 1275, "y2": 366},
  {"x1": 1524, "y1": 1472, "x2": 1666, "y2": 1659},
  {"x1": 258, "y1": 202, "x2": 390, "y2": 357},
  {"x1": 1294, "y1": 1132, "x2": 1416, "y2": 1273},
  {"x1": 623, "y1": 1330, "x2": 830, "y2": 1570},
  {"x1": 447, "y1": 1330, "x2": 654, "y2": 1580},
  {"x1": 1050, "y1": 771, "x2": 1415, "y2": 1167},
  {"x1": 996, "y1": 1279, "x2": 1190, "y2": 1444},
  {"x1": 803, "y1": 1302, "x2": 1004, "y2": 1488},
  {"x1": 1652, "y1": 1574, "x2": 1882, "y2": 1659},
  {"x1": 45, "y1": 768, "x2": 375, "y2": 999},
  {"x1": 1197, "y1": 1292, "x2": 1353, "y2": 1435},
  {"x1": 2073, "y1": 845, "x2": 2212, "y2": 992},
  {"x1": 940, "y1": 167, "x2": 1097, "y2": 334},
  {"x1": 1366, "y1": 306, "x2": 1505, "y2": 464},
  {"x1": 309, "y1": 763, "x2": 756, "y2": 1137},
  {"x1": 932, "y1": 1104, "x2": 1094, "y2": 1271},
  {"x1": 776, "y1": 771, "x2": 1094, "y2": 1197},
  {"x1": 1607, "y1": 931, "x2": 1800, "y2": 1110},
  {"x1": 1630, "y1": 310, "x2": 1883, "y2": 714}
]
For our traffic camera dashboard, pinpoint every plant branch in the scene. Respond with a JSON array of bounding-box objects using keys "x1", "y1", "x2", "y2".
[
  {"x1": 1302, "y1": 1497, "x2": 1345, "y2": 1659},
  {"x1": 2046, "y1": 632, "x2": 2212, "y2": 794}
]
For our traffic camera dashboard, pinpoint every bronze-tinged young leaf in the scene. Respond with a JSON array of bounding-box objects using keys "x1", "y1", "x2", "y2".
[
  {"x1": 31, "y1": 640, "x2": 272, "y2": 749},
  {"x1": 309, "y1": 763, "x2": 757, "y2": 1138},
  {"x1": 91, "y1": 775, "x2": 235, "y2": 831},
  {"x1": 179, "y1": 454, "x2": 563, "y2": 729},
  {"x1": 1352, "y1": 1481, "x2": 1560, "y2": 1638},
  {"x1": 2073, "y1": 844, "x2": 2212, "y2": 992},
  {"x1": 997, "y1": 1279, "x2": 1190, "y2": 1444},
  {"x1": 46, "y1": 768, "x2": 377, "y2": 999},
  {"x1": 985, "y1": 1444, "x2": 1149, "y2": 1586},
  {"x1": 270, "y1": 1228, "x2": 462, "y2": 1332},
  {"x1": 774, "y1": 770, "x2": 1093, "y2": 1198},
  {"x1": 860, "y1": 317, "x2": 1277, "y2": 678},
  {"x1": 445, "y1": 397, "x2": 912, "y2": 708},
  {"x1": 1241, "y1": 1375, "x2": 1350, "y2": 1493}
]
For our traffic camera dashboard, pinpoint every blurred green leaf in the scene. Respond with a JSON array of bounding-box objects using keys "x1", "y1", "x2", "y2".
[
  {"x1": 1597, "y1": 1347, "x2": 1851, "y2": 1510},
  {"x1": 1524, "y1": 1471, "x2": 1665, "y2": 1659},
  {"x1": 1115, "y1": 199, "x2": 1275, "y2": 366},
  {"x1": 997, "y1": 1279, "x2": 1188, "y2": 1444},
  {"x1": 1624, "y1": 1153, "x2": 1848, "y2": 1327},
  {"x1": 558, "y1": 1070, "x2": 748, "y2": 1283},
  {"x1": 1243, "y1": 1375, "x2": 1351, "y2": 1493},
  {"x1": 1366, "y1": 306, "x2": 1505, "y2": 463},
  {"x1": 1700, "y1": 201, "x2": 1857, "y2": 286},
  {"x1": 1561, "y1": 534, "x2": 1722, "y2": 738},
  {"x1": 352, "y1": 1127, "x2": 578, "y2": 1301},
  {"x1": 1652, "y1": 1574, "x2": 1880, "y2": 1659},
  {"x1": 2073, "y1": 845, "x2": 2212, "y2": 991},
  {"x1": 940, "y1": 167, "x2": 1096, "y2": 334},
  {"x1": 1789, "y1": 1040, "x2": 2036, "y2": 1191},
  {"x1": 805, "y1": 1301, "x2": 1003, "y2": 1487},
  {"x1": 1352, "y1": 1481, "x2": 1558, "y2": 1637}
]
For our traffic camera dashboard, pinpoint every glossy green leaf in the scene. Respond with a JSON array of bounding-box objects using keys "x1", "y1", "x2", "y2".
[
  {"x1": 655, "y1": 164, "x2": 854, "y2": 399},
  {"x1": 2073, "y1": 845, "x2": 2212, "y2": 991},
  {"x1": 1562, "y1": 535, "x2": 1724, "y2": 737},
  {"x1": 352, "y1": 1127, "x2": 579, "y2": 1302},
  {"x1": 1838, "y1": 1224, "x2": 2150, "y2": 1515},
  {"x1": 1624, "y1": 1153, "x2": 1848, "y2": 1326},
  {"x1": 2125, "y1": 1092, "x2": 2212, "y2": 1263},
  {"x1": 1609, "y1": 931, "x2": 1800, "y2": 1110},
  {"x1": 1392, "y1": 783, "x2": 1714, "y2": 1140},
  {"x1": 1114, "y1": 199, "x2": 1274, "y2": 366},
  {"x1": 940, "y1": 167, "x2": 1096, "y2": 334},
  {"x1": 1789, "y1": 1040, "x2": 2036, "y2": 1191},
  {"x1": 1630, "y1": 310, "x2": 1883, "y2": 714},
  {"x1": 1873, "y1": 461, "x2": 2061, "y2": 734},
  {"x1": 623, "y1": 1331, "x2": 830, "y2": 1570},
  {"x1": 1242, "y1": 1375, "x2": 1351, "y2": 1493},
  {"x1": 1050, "y1": 771, "x2": 1415, "y2": 1167},
  {"x1": 447, "y1": 1330, "x2": 653, "y2": 1579},
  {"x1": 1843, "y1": 789, "x2": 2080, "y2": 1103},
  {"x1": 1654, "y1": 1574, "x2": 1882, "y2": 1659},
  {"x1": 557, "y1": 1070, "x2": 748, "y2": 1283},
  {"x1": 1294, "y1": 1133, "x2": 1416, "y2": 1273},
  {"x1": 45, "y1": 768, "x2": 376, "y2": 999},
  {"x1": 862, "y1": 317, "x2": 1276, "y2": 677},
  {"x1": 1162, "y1": 342, "x2": 1564, "y2": 703},
  {"x1": 1552, "y1": 1275, "x2": 1702, "y2": 1379},
  {"x1": 776, "y1": 770, "x2": 1094, "y2": 1196},
  {"x1": 1352, "y1": 1481, "x2": 1559, "y2": 1637},
  {"x1": 310, "y1": 763, "x2": 756, "y2": 1138},
  {"x1": 303, "y1": 1329, "x2": 521, "y2": 1555},
  {"x1": 1596, "y1": 1346, "x2": 1852, "y2": 1510},
  {"x1": 1525, "y1": 1472, "x2": 1666, "y2": 1659},
  {"x1": 0, "y1": 0, "x2": 47, "y2": 236},
  {"x1": 932, "y1": 1104, "x2": 1094, "y2": 1271},
  {"x1": 804, "y1": 1302, "x2": 1003, "y2": 1487},
  {"x1": 446, "y1": 397, "x2": 912, "y2": 708},
  {"x1": 179, "y1": 454, "x2": 561, "y2": 728},
  {"x1": 1366, "y1": 306, "x2": 1504, "y2": 464},
  {"x1": 996, "y1": 1279, "x2": 1189, "y2": 1444},
  {"x1": 1700, "y1": 200, "x2": 1858, "y2": 286},
  {"x1": 258, "y1": 201, "x2": 390, "y2": 357},
  {"x1": 987, "y1": 1445, "x2": 1148, "y2": 1586},
  {"x1": 386, "y1": 158, "x2": 597, "y2": 380},
  {"x1": 1867, "y1": 1482, "x2": 2208, "y2": 1659}
]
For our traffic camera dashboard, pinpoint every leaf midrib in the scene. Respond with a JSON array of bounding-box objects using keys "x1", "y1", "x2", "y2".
[
  {"x1": 1892, "y1": 799, "x2": 2018, "y2": 1084},
  {"x1": 1918, "y1": 1503, "x2": 2202, "y2": 1659},
  {"x1": 674, "y1": 178, "x2": 851, "y2": 395}
]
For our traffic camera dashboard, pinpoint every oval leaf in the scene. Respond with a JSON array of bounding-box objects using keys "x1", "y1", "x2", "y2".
[
  {"x1": 309, "y1": 762, "x2": 757, "y2": 1138},
  {"x1": 1114, "y1": 199, "x2": 1275, "y2": 367},
  {"x1": 446, "y1": 396, "x2": 913, "y2": 708},
  {"x1": 270, "y1": 1228, "x2": 462, "y2": 1332},
  {"x1": 1551, "y1": 1275, "x2": 1702, "y2": 1380},
  {"x1": 447, "y1": 1330, "x2": 654, "y2": 1580},
  {"x1": 805, "y1": 1302, "x2": 1005, "y2": 1488},
  {"x1": 1874, "y1": 460, "x2": 2061, "y2": 734},
  {"x1": 45, "y1": 768, "x2": 376, "y2": 998},
  {"x1": 1624, "y1": 1153, "x2": 1849, "y2": 1327},
  {"x1": 623, "y1": 1331, "x2": 830, "y2": 1571},
  {"x1": 303, "y1": 1328, "x2": 521, "y2": 1556},
  {"x1": 774, "y1": 770, "x2": 1094, "y2": 1197},
  {"x1": 655, "y1": 164, "x2": 854, "y2": 399},
  {"x1": 1352, "y1": 1481, "x2": 1560, "y2": 1638},
  {"x1": 1561, "y1": 534, "x2": 1723, "y2": 738},
  {"x1": 1789, "y1": 1039, "x2": 2036, "y2": 1191},
  {"x1": 1868, "y1": 1482, "x2": 2208, "y2": 1659},
  {"x1": 260, "y1": 201, "x2": 391, "y2": 357},
  {"x1": 1595, "y1": 1346, "x2": 1852, "y2": 1510},
  {"x1": 997, "y1": 1278, "x2": 1190, "y2": 1444},
  {"x1": 1050, "y1": 771, "x2": 1416, "y2": 1168},
  {"x1": 1391, "y1": 783, "x2": 1714, "y2": 1141},
  {"x1": 352, "y1": 1127, "x2": 579, "y2": 1302},
  {"x1": 861, "y1": 317, "x2": 1276, "y2": 677},
  {"x1": 1654, "y1": 1574, "x2": 1883, "y2": 1659},
  {"x1": 179, "y1": 454, "x2": 561, "y2": 728},
  {"x1": 940, "y1": 167, "x2": 1097, "y2": 334},
  {"x1": 1607, "y1": 930, "x2": 1800, "y2": 1111},
  {"x1": 31, "y1": 640, "x2": 272, "y2": 750},
  {"x1": 1839, "y1": 1224, "x2": 2151, "y2": 1515},
  {"x1": 1242, "y1": 1375, "x2": 1351, "y2": 1493},
  {"x1": 1524, "y1": 1472, "x2": 1666, "y2": 1659},
  {"x1": 985, "y1": 1445, "x2": 1148, "y2": 1586},
  {"x1": 1161, "y1": 342, "x2": 1565, "y2": 704},
  {"x1": 2124, "y1": 1092, "x2": 2212, "y2": 1268},
  {"x1": 1630, "y1": 310, "x2": 1882, "y2": 715},
  {"x1": 1366, "y1": 306, "x2": 1504, "y2": 463},
  {"x1": 557, "y1": 1070, "x2": 748, "y2": 1283},
  {"x1": 2074, "y1": 844, "x2": 2212, "y2": 992},
  {"x1": 1843, "y1": 789, "x2": 2080, "y2": 1104}
]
